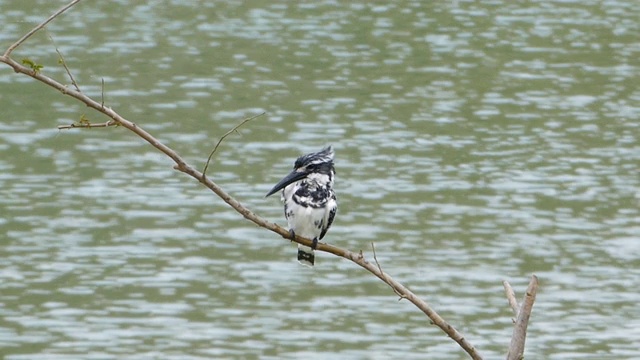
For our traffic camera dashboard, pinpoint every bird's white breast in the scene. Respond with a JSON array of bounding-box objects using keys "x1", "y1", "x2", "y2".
[{"x1": 282, "y1": 182, "x2": 329, "y2": 240}]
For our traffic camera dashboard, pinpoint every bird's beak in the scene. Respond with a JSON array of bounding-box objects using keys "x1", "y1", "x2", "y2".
[{"x1": 265, "y1": 169, "x2": 308, "y2": 197}]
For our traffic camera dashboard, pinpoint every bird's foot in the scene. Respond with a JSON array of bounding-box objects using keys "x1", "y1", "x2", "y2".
[
  {"x1": 288, "y1": 229, "x2": 296, "y2": 242},
  {"x1": 311, "y1": 237, "x2": 318, "y2": 250}
]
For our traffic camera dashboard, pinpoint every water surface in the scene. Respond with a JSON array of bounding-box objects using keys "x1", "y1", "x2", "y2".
[{"x1": 1, "y1": 1, "x2": 639, "y2": 359}]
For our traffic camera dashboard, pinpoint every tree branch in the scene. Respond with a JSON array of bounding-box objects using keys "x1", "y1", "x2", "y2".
[
  {"x1": 0, "y1": 3, "x2": 551, "y2": 360},
  {"x1": 3, "y1": 0, "x2": 82, "y2": 58},
  {"x1": 503, "y1": 280, "x2": 519, "y2": 318},
  {"x1": 506, "y1": 275, "x2": 538, "y2": 360},
  {"x1": 58, "y1": 119, "x2": 117, "y2": 130}
]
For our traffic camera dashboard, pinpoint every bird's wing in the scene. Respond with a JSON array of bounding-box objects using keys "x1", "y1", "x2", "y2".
[{"x1": 319, "y1": 194, "x2": 337, "y2": 240}]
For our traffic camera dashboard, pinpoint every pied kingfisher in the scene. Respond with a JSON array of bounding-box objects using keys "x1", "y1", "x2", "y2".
[{"x1": 266, "y1": 146, "x2": 337, "y2": 266}]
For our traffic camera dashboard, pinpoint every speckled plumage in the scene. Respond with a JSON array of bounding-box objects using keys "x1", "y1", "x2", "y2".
[{"x1": 267, "y1": 146, "x2": 337, "y2": 266}]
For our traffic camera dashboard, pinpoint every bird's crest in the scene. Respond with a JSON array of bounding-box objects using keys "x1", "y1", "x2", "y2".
[{"x1": 294, "y1": 146, "x2": 334, "y2": 169}]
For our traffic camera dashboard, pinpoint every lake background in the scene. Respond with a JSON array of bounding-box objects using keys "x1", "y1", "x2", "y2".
[{"x1": 1, "y1": 1, "x2": 638, "y2": 359}]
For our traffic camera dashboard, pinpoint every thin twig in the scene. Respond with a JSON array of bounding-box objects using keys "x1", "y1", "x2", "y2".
[
  {"x1": 506, "y1": 275, "x2": 539, "y2": 360},
  {"x1": 202, "y1": 112, "x2": 265, "y2": 178},
  {"x1": 58, "y1": 120, "x2": 117, "y2": 130},
  {"x1": 371, "y1": 242, "x2": 405, "y2": 299},
  {"x1": 3, "y1": 0, "x2": 82, "y2": 58},
  {"x1": 503, "y1": 280, "x2": 519, "y2": 318},
  {"x1": 358, "y1": 250, "x2": 365, "y2": 261},
  {"x1": 371, "y1": 243, "x2": 384, "y2": 275},
  {"x1": 48, "y1": 33, "x2": 81, "y2": 92},
  {"x1": 101, "y1": 78, "x2": 105, "y2": 109}
]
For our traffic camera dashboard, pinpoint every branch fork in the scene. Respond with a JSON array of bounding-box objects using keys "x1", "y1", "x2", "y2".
[{"x1": 504, "y1": 275, "x2": 539, "y2": 360}]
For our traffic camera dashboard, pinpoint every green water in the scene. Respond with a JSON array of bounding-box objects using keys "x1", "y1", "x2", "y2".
[{"x1": 1, "y1": 1, "x2": 639, "y2": 359}]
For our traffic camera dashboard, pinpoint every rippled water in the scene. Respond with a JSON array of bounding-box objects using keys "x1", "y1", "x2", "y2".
[{"x1": 1, "y1": 1, "x2": 639, "y2": 359}]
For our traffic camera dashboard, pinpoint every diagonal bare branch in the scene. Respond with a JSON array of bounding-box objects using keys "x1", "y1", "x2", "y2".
[
  {"x1": 0, "y1": 54, "x2": 486, "y2": 360},
  {"x1": 3, "y1": 0, "x2": 82, "y2": 58},
  {"x1": 0, "y1": 3, "x2": 487, "y2": 360}
]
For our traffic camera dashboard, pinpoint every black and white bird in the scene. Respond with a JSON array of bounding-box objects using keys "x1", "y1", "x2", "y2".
[{"x1": 265, "y1": 146, "x2": 337, "y2": 266}]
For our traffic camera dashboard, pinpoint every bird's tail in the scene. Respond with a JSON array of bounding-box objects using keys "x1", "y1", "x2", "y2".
[{"x1": 297, "y1": 244, "x2": 315, "y2": 267}]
